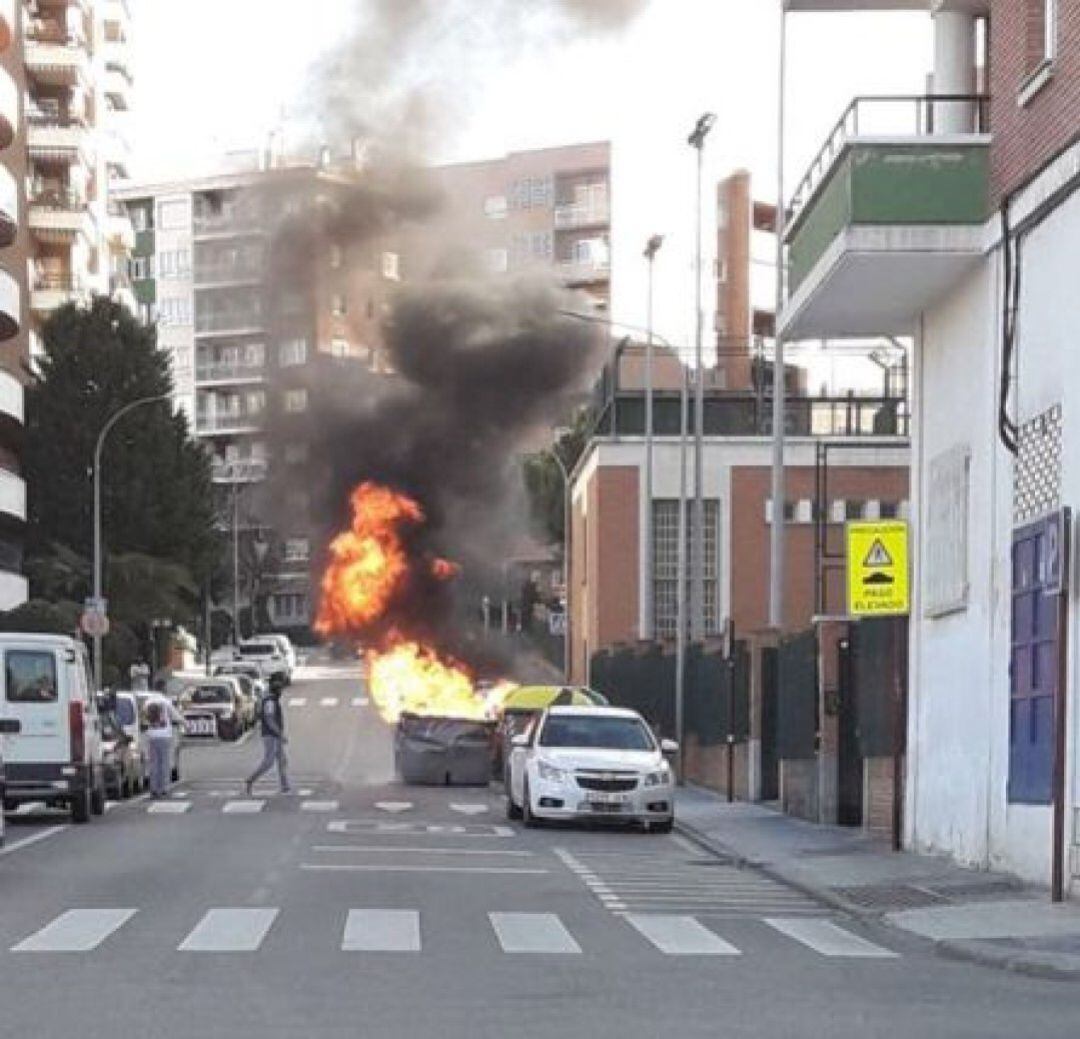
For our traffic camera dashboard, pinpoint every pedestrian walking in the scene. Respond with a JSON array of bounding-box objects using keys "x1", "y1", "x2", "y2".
[
  {"x1": 245, "y1": 687, "x2": 291, "y2": 795},
  {"x1": 145, "y1": 697, "x2": 177, "y2": 798}
]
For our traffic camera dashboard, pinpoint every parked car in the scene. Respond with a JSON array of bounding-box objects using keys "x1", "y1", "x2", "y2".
[
  {"x1": 135, "y1": 693, "x2": 183, "y2": 782},
  {"x1": 0, "y1": 633, "x2": 107, "y2": 824},
  {"x1": 262, "y1": 633, "x2": 298, "y2": 674},
  {"x1": 179, "y1": 680, "x2": 244, "y2": 741},
  {"x1": 217, "y1": 673, "x2": 257, "y2": 728},
  {"x1": 213, "y1": 661, "x2": 267, "y2": 712},
  {"x1": 505, "y1": 706, "x2": 677, "y2": 833},
  {"x1": 0, "y1": 716, "x2": 21, "y2": 845},
  {"x1": 96, "y1": 696, "x2": 142, "y2": 799},
  {"x1": 238, "y1": 639, "x2": 290, "y2": 689}
]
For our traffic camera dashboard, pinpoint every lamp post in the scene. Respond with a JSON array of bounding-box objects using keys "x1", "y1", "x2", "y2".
[
  {"x1": 92, "y1": 392, "x2": 171, "y2": 691},
  {"x1": 688, "y1": 112, "x2": 716, "y2": 642},
  {"x1": 643, "y1": 233, "x2": 664, "y2": 640},
  {"x1": 549, "y1": 433, "x2": 572, "y2": 681}
]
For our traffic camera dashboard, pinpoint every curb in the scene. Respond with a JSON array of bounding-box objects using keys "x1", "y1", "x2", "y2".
[{"x1": 676, "y1": 814, "x2": 1080, "y2": 983}]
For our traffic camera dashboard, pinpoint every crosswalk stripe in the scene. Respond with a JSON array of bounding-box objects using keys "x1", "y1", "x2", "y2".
[
  {"x1": 222, "y1": 800, "x2": 265, "y2": 814},
  {"x1": 148, "y1": 801, "x2": 191, "y2": 814},
  {"x1": 319, "y1": 697, "x2": 339, "y2": 707},
  {"x1": 178, "y1": 908, "x2": 278, "y2": 952},
  {"x1": 765, "y1": 917, "x2": 898, "y2": 958},
  {"x1": 13, "y1": 909, "x2": 137, "y2": 953},
  {"x1": 342, "y1": 910, "x2": 421, "y2": 952},
  {"x1": 287, "y1": 698, "x2": 307, "y2": 707},
  {"x1": 301, "y1": 800, "x2": 340, "y2": 813},
  {"x1": 351, "y1": 697, "x2": 368, "y2": 707},
  {"x1": 624, "y1": 914, "x2": 741, "y2": 956},
  {"x1": 489, "y1": 913, "x2": 581, "y2": 954}
]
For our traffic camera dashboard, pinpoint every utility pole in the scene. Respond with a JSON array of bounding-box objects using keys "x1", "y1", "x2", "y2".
[{"x1": 643, "y1": 234, "x2": 664, "y2": 640}]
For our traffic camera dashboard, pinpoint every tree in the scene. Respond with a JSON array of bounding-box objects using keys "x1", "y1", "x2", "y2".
[
  {"x1": 522, "y1": 407, "x2": 593, "y2": 544},
  {"x1": 23, "y1": 296, "x2": 220, "y2": 586}
]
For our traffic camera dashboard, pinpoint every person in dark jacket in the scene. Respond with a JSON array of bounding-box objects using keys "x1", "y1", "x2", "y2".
[{"x1": 244, "y1": 688, "x2": 291, "y2": 795}]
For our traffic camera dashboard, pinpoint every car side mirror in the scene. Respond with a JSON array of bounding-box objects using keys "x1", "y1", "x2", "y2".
[
  {"x1": 511, "y1": 734, "x2": 529, "y2": 749},
  {"x1": 660, "y1": 739, "x2": 679, "y2": 755},
  {"x1": 0, "y1": 718, "x2": 21, "y2": 735}
]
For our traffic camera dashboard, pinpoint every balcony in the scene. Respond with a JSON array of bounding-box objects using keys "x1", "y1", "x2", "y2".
[
  {"x1": 105, "y1": 201, "x2": 135, "y2": 250},
  {"x1": 104, "y1": 62, "x2": 132, "y2": 112},
  {"x1": 27, "y1": 113, "x2": 91, "y2": 167},
  {"x1": 28, "y1": 187, "x2": 94, "y2": 244},
  {"x1": 0, "y1": 269, "x2": 17, "y2": 341},
  {"x1": 0, "y1": 65, "x2": 15, "y2": 149},
  {"x1": 196, "y1": 360, "x2": 266, "y2": 385},
  {"x1": 0, "y1": 369, "x2": 23, "y2": 428},
  {"x1": 0, "y1": 466, "x2": 25, "y2": 523},
  {"x1": 558, "y1": 258, "x2": 611, "y2": 285},
  {"x1": 193, "y1": 213, "x2": 264, "y2": 240},
  {"x1": 195, "y1": 311, "x2": 264, "y2": 338},
  {"x1": 780, "y1": 95, "x2": 990, "y2": 340},
  {"x1": 554, "y1": 203, "x2": 610, "y2": 230},
  {"x1": 211, "y1": 459, "x2": 268, "y2": 484},
  {"x1": 30, "y1": 273, "x2": 90, "y2": 316},
  {"x1": 193, "y1": 263, "x2": 262, "y2": 289},
  {"x1": 24, "y1": 25, "x2": 90, "y2": 88},
  {"x1": 195, "y1": 411, "x2": 264, "y2": 436},
  {"x1": 0, "y1": 165, "x2": 15, "y2": 248}
]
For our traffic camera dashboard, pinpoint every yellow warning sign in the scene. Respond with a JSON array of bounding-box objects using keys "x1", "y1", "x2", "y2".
[{"x1": 846, "y1": 521, "x2": 909, "y2": 616}]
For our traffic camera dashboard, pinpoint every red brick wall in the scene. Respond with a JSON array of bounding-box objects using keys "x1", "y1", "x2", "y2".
[
  {"x1": 595, "y1": 467, "x2": 640, "y2": 648},
  {"x1": 990, "y1": 0, "x2": 1080, "y2": 200}
]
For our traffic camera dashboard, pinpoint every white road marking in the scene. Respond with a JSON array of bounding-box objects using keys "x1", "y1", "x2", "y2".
[
  {"x1": 449, "y1": 803, "x2": 490, "y2": 816},
  {"x1": 351, "y1": 697, "x2": 368, "y2": 707},
  {"x1": 222, "y1": 800, "x2": 265, "y2": 814},
  {"x1": 179, "y1": 907, "x2": 279, "y2": 952},
  {"x1": 148, "y1": 801, "x2": 191, "y2": 814},
  {"x1": 301, "y1": 801, "x2": 340, "y2": 813},
  {"x1": 287, "y1": 698, "x2": 307, "y2": 707},
  {"x1": 0, "y1": 825, "x2": 69, "y2": 859},
  {"x1": 374, "y1": 801, "x2": 413, "y2": 813},
  {"x1": 765, "y1": 918, "x2": 898, "y2": 958},
  {"x1": 170, "y1": 791, "x2": 190, "y2": 799},
  {"x1": 301, "y1": 864, "x2": 549, "y2": 875},
  {"x1": 319, "y1": 697, "x2": 339, "y2": 707},
  {"x1": 327, "y1": 820, "x2": 514, "y2": 838},
  {"x1": 342, "y1": 910, "x2": 421, "y2": 952},
  {"x1": 311, "y1": 845, "x2": 533, "y2": 857},
  {"x1": 624, "y1": 914, "x2": 741, "y2": 956},
  {"x1": 13, "y1": 908, "x2": 137, "y2": 953},
  {"x1": 489, "y1": 913, "x2": 581, "y2": 954}
]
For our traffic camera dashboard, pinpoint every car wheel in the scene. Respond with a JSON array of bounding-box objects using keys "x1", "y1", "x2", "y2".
[
  {"x1": 506, "y1": 793, "x2": 522, "y2": 821},
  {"x1": 651, "y1": 818, "x2": 674, "y2": 834},
  {"x1": 71, "y1": 786, "x2": 91, "y2": 824},
  {"x1": 522, "y1": 781, "x2": 539, "y2": 829},
  {"x1": 90, "y1": 772, "x2": 106, "y2": 816},
  {"x1": 171, "y1": 762, "x2": 180, "y2": 783}
]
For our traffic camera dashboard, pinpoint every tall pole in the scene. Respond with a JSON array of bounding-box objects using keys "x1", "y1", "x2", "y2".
[
  {"x1": 675, "y1": 361, "x2": 689, "y2": 782},
  {"x1": 232, "y1": 483, "x2": 241, "y2": 645},
  {"x1": 688, "y1": 113, "x2": 716, "y2": 642},
  {"x1": 643, "y1": 234, "x2": 664, "y2": 641},
  {"x1": 92, "y1": 393, "x2": 171, "y2": 691},
  {"x1": 550, "y1": 447, "x2": 571, "y2": 682},
  {"x1": 769, "y1": 9, "x2": 788, "y2": 629}
]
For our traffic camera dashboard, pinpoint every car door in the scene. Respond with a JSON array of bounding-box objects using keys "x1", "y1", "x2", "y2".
[
  {"x1": 1, "y1": 645, "x2": 65, "y2": 766},
  {"x1": 508, "y1": 714, "x2": 540, "y2": 805}
]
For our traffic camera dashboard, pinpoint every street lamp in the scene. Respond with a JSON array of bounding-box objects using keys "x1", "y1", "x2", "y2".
[
  {"x1": 688, "y1": 112, "x2": 716, "y2": 641},
  {"x1": 643, "y1": 233, "x2": 664, "y2": 640},
  {"x1": 92, "y1": 393, "x2": 172, "y2": 691}
]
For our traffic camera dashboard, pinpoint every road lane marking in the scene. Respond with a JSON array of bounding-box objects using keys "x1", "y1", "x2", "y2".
[
  {"x1": 328, "y1": 820, "x2": 515, "y2": 838},
  {"x1": 374, "y1": 801, "x2": 413, "y2": 813},
  {"x1": 0, "y1": 824, "x2": 69, "y2": 859},
  {"x1": 222, "y1": 800, "x2": 265, "y2": 814},
  {"x1": 301, "y1": 864, "x2": 549, "y2": 874},
  {"x1": 342, "y1": 910, "x2": 421, "y2": 952},
  {"x1": 13, "y1": 908, "x2": 137, "y2": 953},
  {"x1": 311, "y1": 845, "x2": 533, "y2": 857},
  {"x1": 178, "y1": 908, "x2": 279, "y2": 952},
  {"x1": 287, "y1": 698, "x2": 307, "y2": 707},
  {"x1": 319, "y1": 697, "x2": 339, "y2": 707},
  {"x1": 449, "y1": 803, "x2": 490, "y2": 816},
  {"x1": 624, "y1": 915, "x2": 741, "y2": 956},
  {"x1": 148, "y1": 801, "x2": 191, "y2": 814},
  {"x1": 764, "y1": 918, "x2": 898, "y2": 958},
  {"x1": 351, "y1": 697, "x2": 368, "y2": 707},
  {"x1": 301, "y1": 801, "x2": 340, "y2": 813},
  {"x1": 489, "y1": 913, "x2": 581, "y2": 954}
]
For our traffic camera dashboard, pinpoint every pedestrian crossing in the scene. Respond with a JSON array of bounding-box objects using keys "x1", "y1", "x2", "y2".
[
  {"x1": 140, "y1": 796, "x2": 343, "y2": 816},
  {"x1": 7, "y1": 906, "x2": 900, "y2": 960},
  {"x1": 286, "y1": 695, "x2": 369, "y2": 709}
]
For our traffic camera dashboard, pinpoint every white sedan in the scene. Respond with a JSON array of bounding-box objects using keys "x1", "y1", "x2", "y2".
[{"x1": 505, "y1": 706, "x2": 677, "y2": 832}]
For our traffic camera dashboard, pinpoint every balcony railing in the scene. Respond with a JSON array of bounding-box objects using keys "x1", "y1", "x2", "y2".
[
  {"x1": 554, "y1": 203, "x2": 610, "y2": 229},
  {"x1": 558, "y1": 258, "x2": 611, "y2": 283},
  {"x1": 193, "y1": 263, "x2": 262, "y2": 285},
  {"x1": 788, "y1": 94, "x2": 990, "y2": 227},
  {"x1": 26, "y1": 111, "x2": 87, "y2": 130},
  {"x1": 29, "y1": 186, "x2": 86, "y2": 211},
  {"x1": 195, "y1": 311, "x2": 263, "y2": 335},
  {"x1": 211, "y1": 459, "x2": 268, "y2": 483},
  {"x1": 195, "y1": 411, "x2": 264, "y2": 434},
  {"x1": 193, "y1": 213, "x2": 263, "y2": 237},
  {"x1": 33, "y1": 273, "x2": 82, "y2": 292},
  {"x1": 197, "y1": 361, "x2": 266, "y2": 383}
]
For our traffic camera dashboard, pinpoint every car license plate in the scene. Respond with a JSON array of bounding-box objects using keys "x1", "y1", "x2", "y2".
[{"x1": 185, "y1": 718, "x2": 216, "y2": 737}]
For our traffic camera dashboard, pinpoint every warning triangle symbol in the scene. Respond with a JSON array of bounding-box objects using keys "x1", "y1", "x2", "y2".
[{"x1": 863, "y1": 539, "x2": 893, "y2": 568}]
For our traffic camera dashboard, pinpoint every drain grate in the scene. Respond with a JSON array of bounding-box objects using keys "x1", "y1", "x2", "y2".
[{"x1": 832, "y1": 884, "x2": 949, "y2": 910}]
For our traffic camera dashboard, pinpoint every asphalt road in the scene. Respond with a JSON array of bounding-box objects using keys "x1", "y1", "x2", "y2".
[{"x1": 1, "y1": 659, "x2": 1078, "y2": 1039}]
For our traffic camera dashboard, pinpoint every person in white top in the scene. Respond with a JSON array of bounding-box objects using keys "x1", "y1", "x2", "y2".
[{"x1": 144, "y1": 695, "x2": 182, "y2": 797}]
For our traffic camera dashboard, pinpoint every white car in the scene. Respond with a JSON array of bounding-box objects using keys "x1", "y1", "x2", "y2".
[
  {"x1": 238, "y1": 639, "x2": 290, "y2": 689},
  {"x1": 262, "y1": 634, "x2": 298, "y2": 674},
  {"x1": 506, "y1": 706, "x2": 677, "y2": 833}
]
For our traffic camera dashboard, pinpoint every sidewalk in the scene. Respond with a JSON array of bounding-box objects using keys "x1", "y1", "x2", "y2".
[{"x1": 675, "y1": 784, "x2": 1080, "y2": 981}]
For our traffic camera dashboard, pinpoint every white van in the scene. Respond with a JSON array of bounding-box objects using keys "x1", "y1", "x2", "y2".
[{"x1": 0, "y1": 634, "x2": 106, "y2": 823}]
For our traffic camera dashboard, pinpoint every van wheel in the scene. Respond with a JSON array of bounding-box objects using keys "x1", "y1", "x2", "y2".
[
  {"x1": 171, "y1": 764, "x2": 179, "y2": 783},
  {"x1": 651, "y1": 818, "x2": 675, "y2": 834},
  {"x1": 71, "y1": 787, "x2": 91, "y2": 824},
  {"x1": 90, "y1": 773, "x2": 106, "y2": 816}
]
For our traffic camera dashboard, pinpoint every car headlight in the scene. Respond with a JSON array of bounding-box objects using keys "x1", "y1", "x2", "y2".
[
  {"x1": 536, "y1": 760, "x2": 568, "y2": 783},
  {"x1": 644, "y1": 766, "x2": 672, "y2": 787}
]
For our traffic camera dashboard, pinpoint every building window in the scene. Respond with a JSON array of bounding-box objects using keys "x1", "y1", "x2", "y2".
[
  {"x1": 652, "y1": 499, "x2": 720, "y2": 638},
  {"x1": 484, "y1": 195, "x2": 508, "y2": 219},
  {"x1": 330, "y1": 337, "x2": 349, "y2": 358},
  {"x1": 278, "y1": 339, "x2": 307, "y2": 367},
  {"x1": 1021, "y1": 0, "x2": 1058, "y2": 102},
  {"x1": 129, "y1": 204, "x2": 152, "y2": 232},
  {"x1": 157, "y1": 297, "x2": 192, "y2": 326},
  {"x1": 131, "y1": 255, "x2": 154, "y2": 280},
  {"x1": 381, "y1": 252, "x2": 400, "y2": 281},
  {"x1": 509, "y1": 177, "x2": 552, "y2": 211},
  {"x1": 331, "y1": 293, "x2": 347, "y2": 317},
  {"x1": 283, "y1": 388, "x2": 308, "y2": 414},
  {"x1": 283, "y1": 538, "x2": 310, "y2": 563}
]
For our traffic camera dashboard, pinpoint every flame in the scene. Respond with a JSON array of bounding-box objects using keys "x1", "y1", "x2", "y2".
[
  {"x1": 314, "y1": 482, "x2": 423, "y2": 637},
  {"x1": 315, "y1": 480, "x2": 518, "y2": 723}
]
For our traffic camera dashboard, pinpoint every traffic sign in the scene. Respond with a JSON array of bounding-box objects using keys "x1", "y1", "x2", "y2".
[
  {"x1": 80, "y1": 610, "x2": 110, "y2": 638},
  {"x1": 846, "y1": 521, "x2": 909, "y2": 616}
]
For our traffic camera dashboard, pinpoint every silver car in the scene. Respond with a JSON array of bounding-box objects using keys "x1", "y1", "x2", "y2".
[{"x1": 505, "y1": 706, "x2": 677, "y2": 832}]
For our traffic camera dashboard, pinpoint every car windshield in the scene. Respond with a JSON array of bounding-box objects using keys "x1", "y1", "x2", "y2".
[
  {"x1": 188, "y1": 686, "x2": 230, "y2": 704},
  {"x1": 538, "y1": 715, "x2": 655, "y2": 751}
]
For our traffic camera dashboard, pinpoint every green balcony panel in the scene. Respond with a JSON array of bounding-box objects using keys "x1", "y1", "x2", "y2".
[
  {"x1": 134, "y1": 279, "x2": 156, "y2": 305},
  {"x1": 134, "y1": 229, "x2": 155, "y2": 256}
]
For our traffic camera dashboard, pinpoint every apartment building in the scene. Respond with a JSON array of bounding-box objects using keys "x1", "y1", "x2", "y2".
[
  {"x1": 780, "y1": 0, "x2": 1080, "y2": 893},
  {"x1": 428, "y1": 141, "x2": 612, "y2": 309},
  {"x1": 117, "y1": 154, "x2": 396, "y2": 633},
  {"x1": 0, "y1": 0, "x2": 26, "y2": 608}
]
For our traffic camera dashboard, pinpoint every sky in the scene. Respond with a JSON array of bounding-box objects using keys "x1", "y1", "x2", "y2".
[{"x1": 128, "y1": 0, "x2": 932, "y2": 354}]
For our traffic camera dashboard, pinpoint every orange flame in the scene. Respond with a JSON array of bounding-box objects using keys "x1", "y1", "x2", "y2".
[{"x1": 314, "y1": 482, "x2": 423, "y2": 637}]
